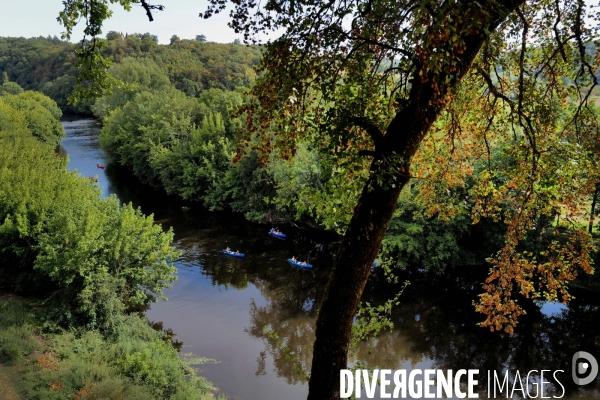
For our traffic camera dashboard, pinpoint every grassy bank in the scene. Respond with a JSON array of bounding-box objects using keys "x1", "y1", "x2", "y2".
[{"x1": 0, "y1": 295, "x2": 221, "y2": 400}]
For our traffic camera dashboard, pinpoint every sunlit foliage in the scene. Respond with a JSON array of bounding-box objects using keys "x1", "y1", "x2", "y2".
[
  {"x1": 0, "y1": 35, "x2": 261, "y2": 113},
  {"x1": 0, "y1": 96, "x2": 178, "y2": 328}
]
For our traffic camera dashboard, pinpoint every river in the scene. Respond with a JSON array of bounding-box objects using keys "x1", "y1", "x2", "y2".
[{"x1": 60, "y1": 117, "x2": 600, "y2": 400}]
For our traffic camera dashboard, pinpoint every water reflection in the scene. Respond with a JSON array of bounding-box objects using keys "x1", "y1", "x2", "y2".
[
  {"x1": 245, "y1": 278, "x2": 320, "y2": 385},
  {"x1": 61, "y1": 118, "x2": 600, "y2": 400},
  {"x1": 361, "y1": 270, "x2": 600, "y2": 398},
  {"x1": 242, "y1": 264, "x2": 600, "y2": 399}
]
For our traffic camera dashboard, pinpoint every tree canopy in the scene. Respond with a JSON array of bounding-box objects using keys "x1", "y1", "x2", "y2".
[
  {"x1": 0, "y1": 35, "x2": 261, "y2": 113},
  {"x1": 0, "y1": 87, "x2": 218, "y2": 397},
  {"x1": 0, "y1": 90, "x2": 179, "y2": 328}
]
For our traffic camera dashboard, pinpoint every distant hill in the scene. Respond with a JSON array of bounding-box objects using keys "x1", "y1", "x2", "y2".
[{"x1": 0, "y1": 35, "x2": 262, "y2": 114}]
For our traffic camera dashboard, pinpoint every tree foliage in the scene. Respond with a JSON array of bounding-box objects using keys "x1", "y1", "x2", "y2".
[
  {"x1": 0, "y1": 88, "x2": 64, "y2": 144},
  {"x1": 98, "y1": 81, "x2": 245, "y2": 207},
  {"x1": 209, "y1": 0, "x2": 600, "y2": 332},
  {"x1": 1, "y1": 91, "x2": 64, "y2": 144},
  {"x1": 0, "y1": 36, "x2": 92, "y2": 113},
  {"x1": 91, "y1": 57, "x2": 172, "y2": 119},
  {"x1": 0, "y1": 93, "x2": 178, "y2": 328},
  {"x1": 0, "y1": 35, "x2": 261, "y2": 113},
  {"x1": 0, "y1": 73, "x2": 24, "y2": 96},
  {"x1": 201, "y1": 0, "x2": 600, "y2": 397}
]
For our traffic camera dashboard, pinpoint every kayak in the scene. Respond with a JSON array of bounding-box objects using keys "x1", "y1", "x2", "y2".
[
  {"x1": 287, "y1": 259, "x2": 312, "y2": 269},
  {"x1": 269, "y1": 229, "x2": 286, "y2": 239},
  {"x1": 222, "y1": 249, "x2": 245, "y2": 258}
]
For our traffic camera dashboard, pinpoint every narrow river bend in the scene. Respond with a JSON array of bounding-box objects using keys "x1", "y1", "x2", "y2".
[{"x1": 60, "y1": 118, "x2": 600, "y2": 400}]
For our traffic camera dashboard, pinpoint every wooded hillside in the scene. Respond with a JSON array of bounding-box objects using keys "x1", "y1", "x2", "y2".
[{"x1": 0, "y1": 35, "x2": 261, "y2": 113}]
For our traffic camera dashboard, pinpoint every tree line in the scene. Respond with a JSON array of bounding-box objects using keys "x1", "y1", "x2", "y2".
[{"x1": 0, "y1": 34, "x2": 261, "y2": 114}]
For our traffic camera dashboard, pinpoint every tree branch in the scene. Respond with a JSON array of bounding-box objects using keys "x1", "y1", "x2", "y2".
[
  {"x1": 476, "y1": 65, "x2": 514, "y2": 106},
  {"x1": 348, "y1": 116, "x2": 385, "y2": 151},
  {"x1": 139, "y1": 0, "x2": 164, "y2": 22}
]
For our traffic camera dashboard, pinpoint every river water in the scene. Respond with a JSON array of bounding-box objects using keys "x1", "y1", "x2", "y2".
[{"x1": 60, "y1": 118, "x2": 600, "y2": 400}]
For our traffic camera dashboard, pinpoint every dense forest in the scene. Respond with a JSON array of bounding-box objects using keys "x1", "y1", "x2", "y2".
[{"x1": 0, "y1": 35, "x2": 261, "y2": 113}]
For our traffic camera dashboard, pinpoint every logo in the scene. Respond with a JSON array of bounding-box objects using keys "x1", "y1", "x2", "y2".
[{"x1": 572, "y1": 351, "x2": 598, "y2": 385}]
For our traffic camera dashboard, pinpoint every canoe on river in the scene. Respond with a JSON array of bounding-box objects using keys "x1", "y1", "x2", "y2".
[
  {"x1": 287, "y1": 259, "x2": 312, "y2": 269},
  {"x1": 222, "y1": 249, "x2": 245, "y2": 258},
  {"x1": 269, "y1": 229, "x2": 286, "y2": 239}
]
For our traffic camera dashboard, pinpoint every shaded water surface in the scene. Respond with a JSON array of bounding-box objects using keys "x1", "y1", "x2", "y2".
[{"x1": 60, "y1": 118, "x2": 600, "y2": 399}]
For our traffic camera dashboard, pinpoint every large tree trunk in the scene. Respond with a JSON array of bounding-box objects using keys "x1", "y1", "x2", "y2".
[
  {"x1": 306, "y1": 96, "x2": 440, "y2": 400},
  {"x1": 306, "y1": 159, "x2": 408, "y2": 399},
  {"x1": 307, "y1": 1, "x2": 524, "y2": 398}
]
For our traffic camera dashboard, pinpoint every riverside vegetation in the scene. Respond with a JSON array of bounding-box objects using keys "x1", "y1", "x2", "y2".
[
  {"x1": 1, "y1": 23, "x2": 600, "y2": 398},
  {"x1": 0, "y1": 80, "x2": 220, "y2": 398},
  {"x1": 2, "y1": 33, "x2": 599, "y2": 310},
  {"x1": 3, "y1": 34, "x2": 595, "y2": 277},
  {"x1": 0, "y1": 35, "x2": 543, "y2": 266}
]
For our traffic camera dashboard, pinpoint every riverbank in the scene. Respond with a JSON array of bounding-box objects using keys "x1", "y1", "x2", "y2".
[
  {"x1": 0, "y1": 96, "x2": 223, "y2": 400},
  {"x1": 0, "y1": 294, "x2": 221, "y2": 400}
]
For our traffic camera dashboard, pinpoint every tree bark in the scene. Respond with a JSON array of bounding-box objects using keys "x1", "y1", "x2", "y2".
[
  {"x1": 307, "y1": 1, "x2": 525, "y2": 398},
  {"x1": 306, "y1": 160, "x2": 408, "y2": 400}
]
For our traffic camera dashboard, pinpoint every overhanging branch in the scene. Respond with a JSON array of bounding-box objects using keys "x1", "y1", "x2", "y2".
[
  {"x1": 349, "y1": 116, "x2": 385, "y2": 154},
  {"x1": 140, "y1": 0, "x2": 164, "y2": 22}
]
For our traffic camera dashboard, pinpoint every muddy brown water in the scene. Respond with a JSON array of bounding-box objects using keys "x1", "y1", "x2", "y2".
[{"x1": 60, "y1": 118, "x2": 600, "y2": 400}]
